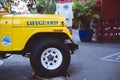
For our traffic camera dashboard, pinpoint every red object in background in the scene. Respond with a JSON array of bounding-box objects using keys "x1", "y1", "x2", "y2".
[
  {"x1": 94, "y1": 0, "x2": 102, "y2": 12},
  {"x1": 94, "y1": 0, "x2": 120, "y2": 41},
  {"x1": 95, "y1": 0, "x2": 120, "y2": 20},
  {"x1": 102, "y1": 0, "x2": 120, "y2": 20},
  {"x1": 59, "y1": 0, "x2": 71, "y2": 3}
]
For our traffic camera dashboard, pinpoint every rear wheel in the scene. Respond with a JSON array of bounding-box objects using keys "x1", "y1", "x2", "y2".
[{"x1": 30, "y1": 38, "x2": 70, "y2": 77}]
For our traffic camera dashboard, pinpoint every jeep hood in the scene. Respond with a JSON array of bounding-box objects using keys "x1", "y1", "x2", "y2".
[{"x1": 13, "y1": 14, "x2": 66, "y2": 28}]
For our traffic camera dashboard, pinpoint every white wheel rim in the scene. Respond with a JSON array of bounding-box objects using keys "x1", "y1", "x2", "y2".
[{"x1": 41, "y1": 48, "x2": 63, "y2": 70}]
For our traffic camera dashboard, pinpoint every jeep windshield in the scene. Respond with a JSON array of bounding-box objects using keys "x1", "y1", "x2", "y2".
[
  {"x1": 0, "y1": 0, "x2": 9, "y2": 13},
  {"x1": 0, "y1": 0, "x2": 8, "y2": 8}
]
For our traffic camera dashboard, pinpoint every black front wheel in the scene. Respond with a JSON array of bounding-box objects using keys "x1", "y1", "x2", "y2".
[{"x1": 30, "y1": 38, "x2": 70, "y2": 78}]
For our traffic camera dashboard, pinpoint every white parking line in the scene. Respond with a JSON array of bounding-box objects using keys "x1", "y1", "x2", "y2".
[
  {"x1": 101, "y1": 52, "x2": 120, "y2": 62},
  {"x1": 7, "y1": 55, "x2": 13, "y2": 59},
  {"x1": 34, "y1": 76, "x2": 66, "y2": 80}
]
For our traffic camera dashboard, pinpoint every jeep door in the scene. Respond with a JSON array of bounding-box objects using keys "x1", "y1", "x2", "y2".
[{"x1": 0, "y1": 14, "x2": 13, "y2": 51}]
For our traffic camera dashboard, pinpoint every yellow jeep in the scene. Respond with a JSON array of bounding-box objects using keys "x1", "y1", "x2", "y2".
[{"x1": 0, "y1": 0, "x2": 78, "y2": 77}]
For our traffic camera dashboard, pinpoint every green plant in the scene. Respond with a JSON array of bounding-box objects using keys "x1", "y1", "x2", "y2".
[
  {"x1": 38, "y1": 0, "x2": 59, "y2": 14},
  {"x1": 73, "y1": 0, "x2": 100, "y2": 29},
  {"x1": 30, "y1": 9, "x2": 38, "y2": 14}
]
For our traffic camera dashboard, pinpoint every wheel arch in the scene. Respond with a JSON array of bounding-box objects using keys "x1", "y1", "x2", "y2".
[{"x1": 23, "y1": 32, "x2": 70, "y2": 54}]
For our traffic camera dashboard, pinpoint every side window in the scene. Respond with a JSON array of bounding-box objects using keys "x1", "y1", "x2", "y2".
[
  {"x1": 0, "y1": 0, "x2": 8, "y2": 8},
  {"x1": 0, "y1": 1, "x2": 3, "y2": 8},
  {"x1": 0, "y1": 4, "x2": 2, "y2": 8}
]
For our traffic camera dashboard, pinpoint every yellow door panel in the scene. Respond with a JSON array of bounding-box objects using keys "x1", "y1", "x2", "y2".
[{"x1": 0, "y1": 14, "x2": 13, "y2": 51}]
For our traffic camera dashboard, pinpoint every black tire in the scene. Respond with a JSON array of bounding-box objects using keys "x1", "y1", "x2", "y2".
[{"x1": 30, "y1": 38, "x2": 70, "y2": 78}]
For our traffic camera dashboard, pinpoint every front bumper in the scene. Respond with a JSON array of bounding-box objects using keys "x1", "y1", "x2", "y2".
[{"x1": 66, "y1": 40, "x2": 78, "y2": 54}]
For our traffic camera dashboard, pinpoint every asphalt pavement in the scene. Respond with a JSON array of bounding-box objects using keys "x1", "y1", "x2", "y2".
[{"x1": 0, "y1": 29, "x2": 120, "y2": 80}]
